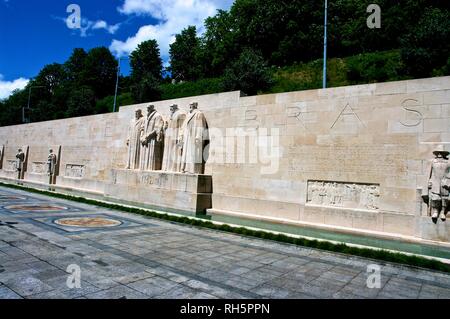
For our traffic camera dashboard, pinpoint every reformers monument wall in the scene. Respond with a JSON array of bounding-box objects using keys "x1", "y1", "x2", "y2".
[{"x1": 0, "y1": 76, "x2": 449, "y2": 244}]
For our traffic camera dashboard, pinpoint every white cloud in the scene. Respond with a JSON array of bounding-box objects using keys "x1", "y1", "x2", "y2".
[
  {"x1": 0, "y1": 74, "x2": 29, "y2": 100},
  {"x1": 92, "y1": 20, "x2": 121, "y2": 35},
  {"x1": 110, "y1": 0, "x2": 234, "y2": 61},
  {"x1": 52, "y1": 15, "x2": 121, "y2": 37}
]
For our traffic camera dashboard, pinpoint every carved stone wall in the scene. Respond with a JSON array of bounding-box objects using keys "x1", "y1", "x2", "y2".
[{"x1": 0, "y1": 77, "x2": 449, "y2": 242}]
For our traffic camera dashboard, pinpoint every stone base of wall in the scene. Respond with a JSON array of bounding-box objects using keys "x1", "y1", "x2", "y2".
[
  {"x1": 209, "y1": 193, "x2": 449, "y2": 243},
  {"x1": 24, "y1": 173, "x2": 51, "y2": 184},
  {"x1": 0, "y1": 170, "x2": 19, "y2": 180},
  {"x1": 104, "y1": 169, "x2": 212, "y2": 214},
  {"x1": 417, "y1": 217, "x2": 450, "y2": 242},
  {"x1": 56, "y1": 176, "x2": 107, "y2": 193}
]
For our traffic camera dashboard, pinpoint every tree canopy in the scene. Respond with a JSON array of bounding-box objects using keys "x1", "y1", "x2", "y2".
[{"x1": 0, "y1": 0, "x2": 448, "y2": 126}]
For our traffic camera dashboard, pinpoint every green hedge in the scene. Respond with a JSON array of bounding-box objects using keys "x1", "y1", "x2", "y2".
[
  {"x1": 2, "y1": 181, "x2": 449, "y2": 273},
  {"x1": 160, "y1": 78, "x2": 224, "y2": 100}
]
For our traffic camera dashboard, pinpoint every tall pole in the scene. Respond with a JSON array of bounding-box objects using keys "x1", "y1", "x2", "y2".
[
  {"x1": 323, "y1": 0, "x2": 328, "y2": 89},
  {"x1": 24, "y1": 85, "x2": 44, "y2": 123},
  {"x1": 113, "y1": 58, "x2": 121, "y2": 113}
]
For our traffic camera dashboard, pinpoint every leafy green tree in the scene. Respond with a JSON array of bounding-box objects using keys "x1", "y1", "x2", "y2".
[
  {"x1": 34, "y1": 63, "x2": 67, "y2": 94},
  {"x1": 0, "y1": 88, "x2": 28, "y2": 126},
  {"x1": 83, "y1": 47, "x2": 118, "y2": 99},
  {"x1": 401, "y1": 7, "x2": 450, "y2": 77},
  {"x1": 222, "y1": 49, "x2": 274, "y2": 95},
  {"x1": 129, "y1": 40, "x2": 163, "y2": 103},
  {"x1": 131, "y1": 74, "x2": 162, "y2": 103},
  {"x1": 202, "y1": 10, "x2": 237, "y2": 77},
  {"x1": 130, "y1": 40, "x2": 163, "y2": 83},
  {"x1": 169, "y1": 26, "x2": 203, "y2": 81},
  {"x1": 66, "y1": 86, "x2": 96, "y2": 118},
  {"x1": 64, "y1": 48, "x2": 88, "y2": 84}
]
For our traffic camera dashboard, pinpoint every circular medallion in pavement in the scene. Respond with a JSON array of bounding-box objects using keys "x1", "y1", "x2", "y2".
[
  {"x1": 54, "y1": 217, "x2": 122, "y2": 228},
  {"x1": 5, "y1": 204, "x2": 68, "y2": 212}
]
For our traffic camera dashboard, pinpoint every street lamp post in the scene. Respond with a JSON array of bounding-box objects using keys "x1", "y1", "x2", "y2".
[
  {"x1": 23, "y1": 85, "x2": 45, "y2": 123},
  {"x1": 323, "y1": 0, "x2": 328, "y2": 89},
  {"x1": 113, "y1": 57, "x2": 129, "y2": 113}
]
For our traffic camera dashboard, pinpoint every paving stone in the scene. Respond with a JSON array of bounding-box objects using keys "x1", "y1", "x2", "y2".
[
  {"x1": 0, "y1": 186, "x2": 449, "y2": 299},
  {"x1": 0, "y1": 285, "x2": 23, "y2": 299},
  {"x1": 127, "y1": 277, "x2": 180, "y2": 297},
  {"x1": 84, "y1": 285, "x2": 148, "y2": 299}
]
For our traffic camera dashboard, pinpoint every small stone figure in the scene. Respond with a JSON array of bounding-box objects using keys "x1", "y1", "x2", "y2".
[
  {"x1": 140, "y1": 105, "x2": 164, "y2": 171},
  {"x1": 424, "y1": 145, "x2": 450, "y2": 222},
  {"x1": 162, "y1": 104, "x2": 186, "y2": 172},
  {"x1": 15, "y1": 148, "x2": 25, "y2": 179},
  {"x1": 47, "y1": 149, "x2": 57, "y2": 176},
  {"x1": 126, "y1": 109, "x2": 145, "y2": 170},
  {"x1": 180, "y1": 102, "x2": 209, "y2": 175},
  {"x1": 47, "y1": 149, "x2": 57, "y2": 184}
]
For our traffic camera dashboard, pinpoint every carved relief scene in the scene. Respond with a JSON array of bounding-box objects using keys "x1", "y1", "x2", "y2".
[
  {"x1": 65, "y1": 164, "x2": 85, "y2": 178},
  {"x1": 307, "y1": 180, "x2": 380, "y2": 210}
]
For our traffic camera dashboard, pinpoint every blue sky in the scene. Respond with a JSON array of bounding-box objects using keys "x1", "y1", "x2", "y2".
[{"x1": 0, "y1": 0, "x2": 234, "y2": 99}]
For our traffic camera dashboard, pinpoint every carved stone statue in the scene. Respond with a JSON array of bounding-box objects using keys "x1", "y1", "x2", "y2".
[
  {"x1": 140, "y1": 105, "x2": 164, "y2": 171},
  {"x1": 162, "y1": 104, "x2": 186, "y2": 172},
  {"x1": 47, "y1": 148, "x2": 57, "y2": 176},
  {"x1": 180, "y1": 102, "x2": 209, "y2": 174},
  {"x1": 126, "y1": 109, "x2": 145, "y2": 170},
  {"x1": 424, "y1": 145, "x2": 450, "y2": 222},
  {"x1": 16, "y1": 148, "x2": 25, "y2": 179}
]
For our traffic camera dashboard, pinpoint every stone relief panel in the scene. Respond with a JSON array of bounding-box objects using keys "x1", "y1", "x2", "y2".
[
  {"x1": 5, "y1": 160, "x2": 17, "y2": 172},
  {"x1": 65, "y1": 164, "x2": 85, "y2": 178},
  {"x1": 307, "y1": 180, "x2": 380, "y2": 210},
  {"x1": 31, "y1": 162, "x2": 47, "y2": 174}
]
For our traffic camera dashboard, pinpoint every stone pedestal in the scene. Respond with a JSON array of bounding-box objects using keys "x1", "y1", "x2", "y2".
[{"x1": 104, "y1": 169, "x2": 212, "y2": 215}]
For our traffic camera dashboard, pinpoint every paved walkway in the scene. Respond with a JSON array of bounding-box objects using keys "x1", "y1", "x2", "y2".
[{"x1": 0, "y1": 186, "x2": 449, "y2": 299}]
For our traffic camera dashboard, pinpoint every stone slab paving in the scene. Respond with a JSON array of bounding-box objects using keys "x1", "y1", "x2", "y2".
[{"x1": 0, "y1": 186, "x2": 449, "y2": 299}]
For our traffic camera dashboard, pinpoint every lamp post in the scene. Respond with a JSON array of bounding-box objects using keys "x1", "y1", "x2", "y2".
[
  {"x1": 23, "y1": 85, "x2": 45, "y2": 123},
  {"x1": 323, "y1": 0, "x2": 328, "y2": 89},
  {"x1": 113, "y1": 56, "x2": 129, "y2": 113}
]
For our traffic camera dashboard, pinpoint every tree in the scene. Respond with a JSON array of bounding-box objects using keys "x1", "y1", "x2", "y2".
[
  {"x1": 130, "y1": 40, "x2": 163, "y2": 83},
  {"x1": 400, "y1": 7, "x2": 450, "y2": 77},
  {"x1": 83, "y1": 47, "x2": 117, "y2": 99},
  {"x1": 129, "y1": 40, "x2": 163, "y2": 103},
  {"x1": 202, "y1": 10, "x2": 237, "y2": 77},
  {"x1": 131, "y1": 74, "x2": 162, "y2": 104},
  {"x1": 64, "y1": 48, "x2": 88, "y2": 84},
  {"x1": 222, "y1": 49, "x2": 274, "y2": 96},
  {"x1": 35, "y1": 63, "x2": 67, "y2": 94},
  {"x1": 66, "y1": 86, "x2": 96, "y2": 118},
  {"x1": 169, "y1": 26, "x2": 203, "y2": 81}
]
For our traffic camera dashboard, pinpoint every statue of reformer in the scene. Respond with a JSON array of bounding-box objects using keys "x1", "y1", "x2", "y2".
[
  {"x1": 140, "y1": 105, "x2": 164, "y2": 171},
  {"x1": 179, "y1": 102, "x2": 209, "y2": 175},
  {"x1": 126, "y1": 109, "x2": 145, "y2": 170},
  {"x1": 162, "y1": 104, "x2": 186, "y2": 172},
  {"x1": 423, "y1": 145, "x2": 450, "y2": 222}
]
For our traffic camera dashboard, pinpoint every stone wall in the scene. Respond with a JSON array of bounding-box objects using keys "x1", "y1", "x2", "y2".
[{"x1": 0, "y1": 77, "x2": 449, "y2": 243}]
